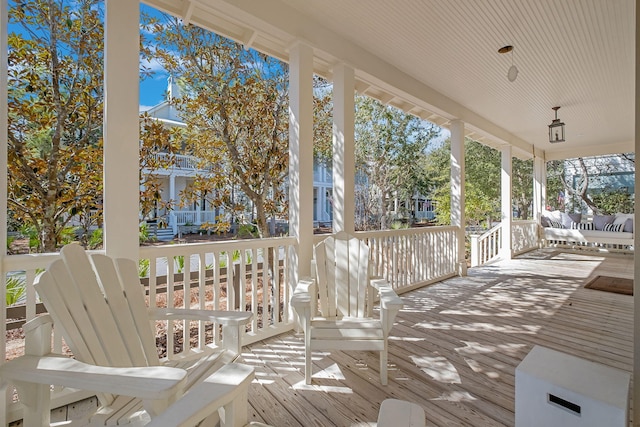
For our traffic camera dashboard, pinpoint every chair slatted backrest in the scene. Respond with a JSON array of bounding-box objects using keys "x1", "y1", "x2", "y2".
[
  {"x1": 34, "y1": 244, "x2": 159, "y2": 372},
  {"x1": 314, "y1": 232, "x2": 370, "y2": 318}
]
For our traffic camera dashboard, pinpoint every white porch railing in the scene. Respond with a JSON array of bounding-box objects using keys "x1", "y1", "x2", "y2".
[
  {"x1": 512, "y1": 220, "x2": 539, "y2": 255},
  {"x1": 3, "y1": 227, "x2": 461, "y2": 422},
  {"x1": 470, "y1": 220, "x2": 539, "y2": 267},
  {"x1": 469, "y1": 223, "x2": 502, "y2": 267},
  {"x1": 314, "y1": 226, "x2": 459, "y2": 293}
]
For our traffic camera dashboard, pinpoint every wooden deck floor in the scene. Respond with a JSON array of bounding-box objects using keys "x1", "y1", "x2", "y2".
[{"x1": 241, "y1": 248, "x2": 634, "y2": 426}]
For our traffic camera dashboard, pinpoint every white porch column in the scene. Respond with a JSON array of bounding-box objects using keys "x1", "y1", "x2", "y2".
[
  {"x1": 533, "y1": 150, "x2": 547, "y2": 222},
  {"x1": 332, "y1": 63, "x2": 356, "y2": 234},
  {"x1": 501, "y1": 146, "x2": 513, "y2": 260},
  {"x1": 633, "y1": 3, "x2": 640, "y2": 424},
  {"x1": 450, "y1": 120, "x2": 466, "y2": 275},
  {"x1": 104, "y1": 0, "x2": 140, "y2": 260},
  {"x1": 0, "y1": 0, "x2": 8, "y2": 369},
  {"x1": 288, "y1": 42, "x2": 314, "y2": 282}
]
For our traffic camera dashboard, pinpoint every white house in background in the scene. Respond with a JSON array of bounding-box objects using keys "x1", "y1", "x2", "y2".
[{"x1": 141, "y1": 77, "x2": 334, "y2": 238}]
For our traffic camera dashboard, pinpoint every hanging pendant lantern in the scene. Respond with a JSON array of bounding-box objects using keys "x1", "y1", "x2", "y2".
[{"x1": 548, "y1": 106, "x2": 565, "y2": 143}]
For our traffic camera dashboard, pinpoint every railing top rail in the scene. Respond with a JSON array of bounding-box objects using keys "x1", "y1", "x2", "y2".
[
  {"x1": 473, "y1": 222, "x2": 502, "y2": 241},
  {"x1": 139, "y1": 235, "x2": 296, "y2": 257},
  {"x1": 355, "y1": 225, "x2": 457, "y2": 239}
]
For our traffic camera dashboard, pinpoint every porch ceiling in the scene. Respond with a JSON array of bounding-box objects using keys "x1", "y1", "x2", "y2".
[{"x1": 144, "y1": 0, "x2": 635, "y2": 161}]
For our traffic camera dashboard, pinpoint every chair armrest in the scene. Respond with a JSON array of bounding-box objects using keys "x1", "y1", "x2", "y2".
[
  {"x1": 146, "y1": 363, "x2": 255, "y2": 427},
  {"x1": 150, "y1": 308, "x2": 253, "y2": 326},
  {"x1": 0, "y1": 355, "x2": 186, "y2": 401},
  {"x1": 370, "y1": 278, "x2": 403, "y2": 310},
  {"x1": 378, "y1": 286, "x2": 404, "y2": 310},
  {"x1": 291, "y1": 278, "x2": 314, "y2": 310}
]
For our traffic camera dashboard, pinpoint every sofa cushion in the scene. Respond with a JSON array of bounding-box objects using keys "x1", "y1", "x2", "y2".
[
  {"x1": 613, "y1": 213, "x2": 634, "y2": 233},
  {"x1": 593, "y1": 214, "x2": 615, "y2": 231}
]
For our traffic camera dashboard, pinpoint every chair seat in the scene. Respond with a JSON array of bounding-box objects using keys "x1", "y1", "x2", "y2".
[{"x1": 310, "y1": 319, "x2": 384, "y2": 340}]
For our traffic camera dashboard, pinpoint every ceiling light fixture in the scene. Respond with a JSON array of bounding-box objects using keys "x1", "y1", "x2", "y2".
[
  {"x1": 498, "y1": 45, "x2": 518, "y2": 82},
  {"x1": 548, "y1": 106, "x2": 565, "y2": 143}
]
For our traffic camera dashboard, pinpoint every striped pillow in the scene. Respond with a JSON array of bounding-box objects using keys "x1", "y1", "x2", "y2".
[
  {"x1": 603, "y1": 222, "x2": 624, "y2": 232},
  {"x1": 572, "y1": 221, "x2": 594, "y2": 230},
  {"x1": 548, "y1": 220, "x2": 563, "y2": 228}
]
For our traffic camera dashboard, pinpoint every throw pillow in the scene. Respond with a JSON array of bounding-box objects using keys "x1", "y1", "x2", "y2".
[
  {"x1": 561, "y1": 212, "x2": 581, "y2": 229},
  {"x1": 572, "y1": 222, "x2": 594, "y2": 230},
  {"x1": 603, "y1": 223, "x2": 624, "y2": 232},
  {"x1": 613, "y1": 213, "x2": 634, "y2": 233},
  {"x1": 540, "y1": 214, "x2": 551, "y2": 227},
  {"x1": 548, "y1": 220, "x2": 563, "y2": 229},
  {"x1": 593, "y1": 214, "x2": 615, "y2": 231}
]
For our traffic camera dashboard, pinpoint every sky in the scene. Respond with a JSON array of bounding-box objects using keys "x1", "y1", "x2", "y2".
[
  {"x1": 139, "y1": 4, "x2": 169, "y2": 111},
  {"x1": 139, "y1": 72, "x2": 168, "y2": 111}
]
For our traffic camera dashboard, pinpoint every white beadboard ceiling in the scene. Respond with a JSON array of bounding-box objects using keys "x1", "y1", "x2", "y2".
[{"x1": 145, "y1": 0, "x2": 635, "y2": 161}]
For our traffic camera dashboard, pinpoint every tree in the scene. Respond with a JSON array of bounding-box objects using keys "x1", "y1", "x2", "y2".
[
  {"x1": 142, "y1": 15, "x2": 291, "y2": 238},
  {"x1": 354, "y1": 95, "x2": 439, "y2": 229},
  {"x1": 553, "y1": 154, "x2": 635, "y2": 214},
  {"x1": 139, "y1": 113, "x2": 182, "y2": 226},
  {"x1": 8, "y1": 0, "x2": 104, "y2": 252},
  {"x1": 512, "y1": 157, "x2": 533, "y2": 219}
]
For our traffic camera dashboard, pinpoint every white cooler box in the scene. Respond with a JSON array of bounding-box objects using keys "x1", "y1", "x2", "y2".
[{"x1": 515, "y1": 345, "x2": 630, "y2": 427}]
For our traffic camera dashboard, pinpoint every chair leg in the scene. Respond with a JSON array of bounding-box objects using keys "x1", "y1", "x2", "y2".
[
  {"x1": 305, "y1": 346, "x2": 312, "y2": 385},
  {"x1": 380, "y1": 349, "x2": 388, "y2": 386}
]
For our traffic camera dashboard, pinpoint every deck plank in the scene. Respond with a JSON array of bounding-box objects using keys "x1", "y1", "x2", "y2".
[{"x1": 240, "y1": 249, "x2": 634, "y2": 427}]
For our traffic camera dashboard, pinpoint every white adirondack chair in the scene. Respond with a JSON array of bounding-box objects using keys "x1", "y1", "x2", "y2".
[
  {"x1": 0, "y1": 243, "x2": 255, "y2": 427},
  {"x1": 291, "y1": 232, "x2": 404, "y2": 385}
]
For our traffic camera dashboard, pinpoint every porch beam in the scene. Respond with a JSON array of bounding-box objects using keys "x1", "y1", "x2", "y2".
[
  {"x1": 288, "y1": 42, "x2": 314, "y2": 281},
  {"x1": 332, "y1": 63, "x2": 356, "y2": 234},
  {"x1": 450, "y1": 120, "x2": 466, "y2": 275},
  {"x1": 104, "y1": 0, "x2": 140, "y2": 261},
  {"x1": 501, "y1": 146, "x2": 512, "y2": 260}
]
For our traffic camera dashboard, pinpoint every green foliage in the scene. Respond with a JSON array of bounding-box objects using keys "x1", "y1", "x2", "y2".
[
  {"x1": 60, "y1": 227, "x2": 77, "y2": 246},
  {"x1": 354, "y1": 95, "x2": 440, "y2": 230},
  {"x1": 87, "y1": 228, "x2": 103, "y2": 250},
  {"x1": 390, "y1": 221, "x2": 409, "y2": 230},
  {"x1": 424, "y1": 138, "x2": 534, "y2": 226},
  {"x1": 139, "y1": 222, "x2": 150, "y2": 244},
  {"x1": 174, "y1": 255, "x2": 185, "y2": 274},
  {"x1": 237, "y1": 223, "x2": 258, "y2": 239},
  {"x1": 591, "y1": 190, "x2": 634, "y2": 215},
  {"x1": 138, "y1": 258, "x2": 150, "y2": 278},
  {"x1": 7, "y1": 236, "x2": 16, "y2": 253},
  {"x1": 20, "y1": 224, "x2": 40, "y2": 252},
  {"x1": 6, "y1": 275, "x2": 26, "y2": 306}
]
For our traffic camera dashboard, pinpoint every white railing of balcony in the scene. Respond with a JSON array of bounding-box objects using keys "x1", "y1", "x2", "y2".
[
  {"x1": 470, "y1": 220, "x2": 540, "y2": 267},
  {"x1": 173, "y1": 210, "x2": 217, "y2": 226},
  {"x1": 153, "y1": 153, "x2": 202, "y2": 170}
]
